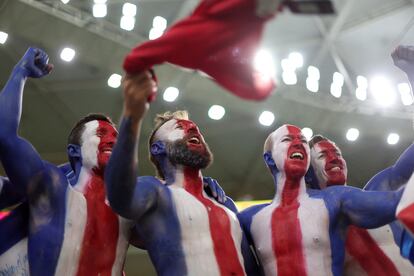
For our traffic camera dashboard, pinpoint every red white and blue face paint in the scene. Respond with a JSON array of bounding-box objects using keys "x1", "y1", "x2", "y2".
[
  {"x1": 155, "y1": 119, "x2": 208, "y2": 152},
  {"x1": 269, "y1": 125, "x2": 310, "y2": 178},
  {"x1": 80, "y1": 120, "x2": 117, "y2": 171},
  {"x1": 310, "y1": 140, "x2": 347, "y2": 189}
]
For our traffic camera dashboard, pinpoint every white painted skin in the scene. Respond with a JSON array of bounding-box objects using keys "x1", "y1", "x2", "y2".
[
  {"x1": 79, "y1": 120, "x2": 100, "y2": 171},
  {"x1": 251, "y1": 125, "x2": 332, "y2": 276}
]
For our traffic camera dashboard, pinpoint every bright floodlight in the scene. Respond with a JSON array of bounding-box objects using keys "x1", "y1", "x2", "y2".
[
  {"x1": 122, "y1": 3, "x2": 137, "y2": 17},
  {"x1": 149, "y1": 28, "x2": 163, "y2": 40},
  {"x1": 254, "y1": 49, "x2": 276, "y2": 78},
  {"x1": 370, "y1": 76, "x2": 396, "y2": 107},
  {"x1": 306, "y1": 77, "x2": 319, "y2": 93},
  {"x1": 288, "y1": 52, "x2": 303, "y2": 68},
  {"x1": 60, "y1": 47, "x2": 75, "y2": 62},
  {"x1": 302, "y1": 127, "x2": 313, "y2": 141},
  {"x1": 387, "y1": 133, "x2": 400, "y2": 145},
  {"x1": 120, "y1": 16, "x2": 135, "y2": 31},
  {"x1": 357, "y1": 75, "x2": 368, "y2": 89},
  {"x1": 163, "y1": 87, "x2": 179, "y2": 102},
  {"x1": 107, "y1": 74, "x2": 122, "y2": 88},
  {"x1": 258, "y1": 111, "x2": 275, "y2": 126},
  {"x1": 307, "y1": 66, "x2": 320, "y2": 80},
  {"x1": 153, "y1": 16, "x2": 167, "y2": 31},
  {"x1": 355, "y1": 87, "x2": 367, "y2": 101},
  {"x1": 208, "y1": 105, "x2": 226, "y2": 120},
  {"x1": 93, "y1": 3, "x2": 107, "y2": 18},
  {"x1": 281, "y1": 58, "x2": 295, "y2": 72},
  {"x1": 398, "y1": 83, "x2": 414, "y2": 106},
  {"x1": 0, "y1": 31, "x2": 8, "y2": 44},
  {"x1": 333, "y1": 72, "x2": 344, "y2": 87},
  {"x1": 346, "y1": 128, "x2": 359, "y2": 142},
  {"x1": 282, "y1": 71, "x2": 297, "y2": 85},
  {"x1": 61, "y1": 0, "x2": 70, "y2": 4},
  {"x1": 330, "y1": 83, "x2": 342, "y2": 98}
]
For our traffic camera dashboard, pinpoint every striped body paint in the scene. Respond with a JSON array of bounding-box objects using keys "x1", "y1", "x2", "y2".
[{"x1": 397, "y1": 172, "x2": 414, "y2": 234}]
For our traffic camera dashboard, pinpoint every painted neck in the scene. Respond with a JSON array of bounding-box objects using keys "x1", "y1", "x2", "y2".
[
  {"x1": 274, "y1": 171, "x2": 306, "y2": 205},
  {"x1": 73, "y1": 166, "x2": 104, "y2": 194},
  {"x1": 166, "y1": 165, "x2": 203, "y2": 195}
]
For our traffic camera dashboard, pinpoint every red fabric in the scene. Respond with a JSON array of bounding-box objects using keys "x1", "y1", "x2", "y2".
[{"x1": 123, "y1": 0, "x2": 277, "y2": 101}]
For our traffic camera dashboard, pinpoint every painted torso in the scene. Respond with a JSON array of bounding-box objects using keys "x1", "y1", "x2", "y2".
[
  {"x1": 344, "y1": 225, "x2": 414, "y2": 276},
  {"x1": 136, "y1": 174, "x2": 251, "y2": 276},
  {"x1": 27, "y1": 167, "x2": 132, "y2": 276},
  {"x1": 249, "y1": 191, "x2": 333, "y2": 276}
]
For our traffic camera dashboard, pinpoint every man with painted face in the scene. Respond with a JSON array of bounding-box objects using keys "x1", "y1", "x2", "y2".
[
  {"x1": 308, "y1": 135, "x2": 414, "y2": 275},
  {"x1": 105, "y1": 74, "x2": 260, "y2": 275},
  {"x1": 238, "y1": 124, "x2": 406, "y2": 276},
  {"x1": 0, "y1": 47, "x2": 136, "y2": 275}
]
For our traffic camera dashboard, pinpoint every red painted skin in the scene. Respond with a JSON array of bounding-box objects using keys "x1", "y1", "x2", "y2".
[
  {"x1": 397, "y1": 204, "x2": 414, "y2": 240},
  {"x1": 178, "y1": 119, "x2": 245, "y2": 275},
  {"x1": 346, "y1": 226, "x2": 399, "y2": 276},
  {"x1": 272, "y1": 125, "x2": 307, "y2": 275},
  {"x1": 184, "y1": 168, "x2": 245, "y2": 276},
  {"x1": 315, "y1": 139, "x2": 398, "y2": 275},
  {"x1": 76, "y1": 121, "x2": 120, "y2": 276}
]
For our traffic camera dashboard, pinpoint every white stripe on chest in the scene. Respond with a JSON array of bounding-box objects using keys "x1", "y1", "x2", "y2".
[
  {"x1": 169, "y1": 186, "x2": 245, "y2": 276},
  {"x1": 251, "y1": 196, "x2": 332, "y2": 276},
  {"x1": 55, "y1": 185, "x2": 131, "y2": 276}
]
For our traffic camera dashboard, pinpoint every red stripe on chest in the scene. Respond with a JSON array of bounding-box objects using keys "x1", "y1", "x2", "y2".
[
  {"x1": 271, "y1": 179, "x2": 307, "y2": 276},
  {"x1": 76, "y1": 178, "x2": 120, "y2": 276},
  {"x1": 184, "y1": 168, "x2": 244, "y2": 275},
  {"x1": 346, "y1": 226, "x2": 399, "y2": 276}
]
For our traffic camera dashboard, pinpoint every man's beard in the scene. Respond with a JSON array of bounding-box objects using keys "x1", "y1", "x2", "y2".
[{"x1": 166, "y1": 139, "x2": 213, "y2": 169}]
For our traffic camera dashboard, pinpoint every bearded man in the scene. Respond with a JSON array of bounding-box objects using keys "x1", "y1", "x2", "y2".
[{"x1": 105, "y1": 74, "x2": 260, "y2": 275}]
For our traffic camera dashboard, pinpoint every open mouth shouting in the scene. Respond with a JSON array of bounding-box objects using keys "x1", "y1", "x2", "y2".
[{"x1": 290, "y1": 152, "x2": 304, "y2": 160}]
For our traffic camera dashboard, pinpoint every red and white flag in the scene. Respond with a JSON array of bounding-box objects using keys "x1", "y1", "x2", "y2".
[{"x1": 124, "y1": 0, "x2": 281, "y2": 101}]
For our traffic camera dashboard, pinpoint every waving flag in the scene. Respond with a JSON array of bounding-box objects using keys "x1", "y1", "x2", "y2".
[{"x1": 123, "y1": 0, "x2": 281, "y2": 101}]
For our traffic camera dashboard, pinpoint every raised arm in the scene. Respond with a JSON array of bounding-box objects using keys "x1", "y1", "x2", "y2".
[
  {"x1": 105, "y1": 72, "x2": 158, "y2": 220},
  {"x1": 336, "y1": 186, "x2": 403, "y2": 229},
  {"x1": 0, "y1": 47, "x2": 53, "y2": 196},
  {"x1": 365, "y1": 143, "x2": 414, "y2": 191}
]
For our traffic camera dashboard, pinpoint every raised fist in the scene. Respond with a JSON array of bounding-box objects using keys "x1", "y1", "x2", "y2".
[
  {"x1": 15, "y1": 47, "x2": 53, "y2": 78},
  {"x1": 391, "y1": 45, "x2": 414, "y2": 75}
]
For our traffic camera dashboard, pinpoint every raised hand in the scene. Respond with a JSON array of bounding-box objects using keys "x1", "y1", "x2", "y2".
[
  {"x1": 122, "y1": 71, "x2": 157, "y2": 120},
  {"x1": 14, "y1": 47, "x2": 53, "y2": 78},
  {"x1": 392, "y1": 45, "x2": 414, "y2": 76}
]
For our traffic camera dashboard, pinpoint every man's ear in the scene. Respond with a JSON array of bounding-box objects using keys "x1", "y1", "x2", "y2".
[
  {"x1": 67, "y1": 144, "x2": 82, "y2": 158},
  {"x1": 263, "y1": 151, "x2": 275, "y2": 167},
  {"x1": 150, "y1": 141, "x2": 166, "y2": 156}
]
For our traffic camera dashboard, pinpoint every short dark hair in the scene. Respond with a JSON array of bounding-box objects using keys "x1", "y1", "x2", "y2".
[
  {"x1": 309, "y1": 134, "x2": 328, "y2": 149},
  {"x1": 67, "y1": 113, "x2": 114, "y2": 146},
  {"x1": 148, "y1": 110, "x2": 189, "y2": 180}
]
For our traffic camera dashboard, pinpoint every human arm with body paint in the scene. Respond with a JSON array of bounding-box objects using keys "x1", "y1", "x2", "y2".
[
  {"x1": 332, "y1": 185, "x2": 403, "y2": 229},
  {"x1": 105, "y1": 72, "x2": 158, "y2": 219},
  {"x1": 0, "y1": 47, "x2": 57, "y2": 198}
]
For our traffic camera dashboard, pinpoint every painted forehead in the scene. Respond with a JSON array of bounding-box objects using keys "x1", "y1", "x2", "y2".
[
  {"x1": 82, "y1": 120, "x2": 116, "y2": 138},
  {"x1": 313, "y1": 140, "x2": 340, "y2": 153},
  {"x1": 154, "y1": 118, "x2": 199, "y2": 141},
  {"x1": 272, "y1": 125, "x2": 304, "y2": 141}
]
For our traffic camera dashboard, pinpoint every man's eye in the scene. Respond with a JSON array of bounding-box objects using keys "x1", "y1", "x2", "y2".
[
  {"x1": 281, "y1": 138, "x2": 291, "y2": 142},
  {"x1": 175, "y1": 125, "x2": 183, "y2": 129}
]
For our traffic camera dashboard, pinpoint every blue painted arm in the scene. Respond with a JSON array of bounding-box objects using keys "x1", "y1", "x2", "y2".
[
  {"x1": 105, "y1": 117, "x2": 159, "y2": 220},
  {"x1": 365, "y1": 143, "x2": 414, "y2": 191},
  {"x1": 0, "y1": 47, "x2": 53, "y2": 198},
  {"x1": 0, "y1": 176, "x2": 25, "y2": 209},
  {"x1": 337, "y1": 186, "x2": 403, "y2": 228}
]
